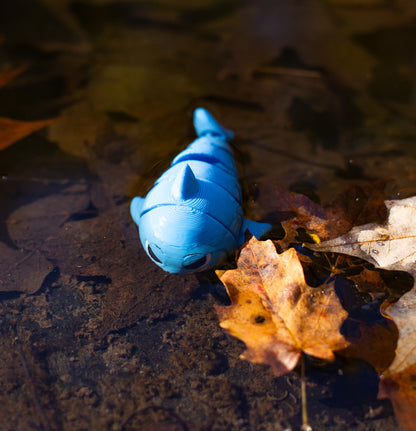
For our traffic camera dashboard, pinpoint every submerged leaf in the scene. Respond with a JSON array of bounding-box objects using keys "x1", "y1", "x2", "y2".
[
  {"x1": 0, "y1": 65, "x2": 61, "y2": 151},
  {"x1": 0, "y1": 67, "x2": 26, "y2": 88},
  {"x1": 0, "y1": 117, "x2": 62, "y2": 151},
  {"x1": 0, "y1": 243, "x2": 52, "y2": 294},
  {"x1": 216, "y1": 237, "x2": 349, "y2": 376}
]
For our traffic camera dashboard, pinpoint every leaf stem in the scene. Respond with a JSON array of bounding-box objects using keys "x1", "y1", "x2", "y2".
[{"x1": 300, "y1": 352, "x2": 312, "y2": 431}]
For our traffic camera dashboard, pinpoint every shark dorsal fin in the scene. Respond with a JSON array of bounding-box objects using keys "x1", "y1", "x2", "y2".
[{"x1": 172, "y1": 164, "x2": 198, "y2": 200}]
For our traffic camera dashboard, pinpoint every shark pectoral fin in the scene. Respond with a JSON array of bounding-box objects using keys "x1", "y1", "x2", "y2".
[
  {"x1": 130, "y1": 197, "x2": 144, "y2": 226},
  {"x1": 239, "y1": 219, "x2": 272, "y2": 245},
  {"x1": 193, "y1": 108, "x2": 234, "y2": 140}
]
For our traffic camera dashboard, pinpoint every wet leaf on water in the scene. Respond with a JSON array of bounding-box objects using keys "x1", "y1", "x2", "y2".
[
  {"x1": 216, "y1": 237, "x2": 349, "y2": 376},
  {"x1": 310, "y1": 195, "x2": 416, "y2": 430}
]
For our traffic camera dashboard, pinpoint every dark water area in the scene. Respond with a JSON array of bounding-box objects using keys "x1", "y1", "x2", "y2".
[{"x1": 0, "y1": 1, "x2": 415, "y2": 430}]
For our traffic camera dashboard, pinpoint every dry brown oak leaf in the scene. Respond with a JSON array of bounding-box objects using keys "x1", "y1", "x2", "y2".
[
  {"x1": 310, "y1": 195, "x2": 416, "y2": 431},
  {"x1": 216, "y1": 237, "x2": 349, "y2": 376}
]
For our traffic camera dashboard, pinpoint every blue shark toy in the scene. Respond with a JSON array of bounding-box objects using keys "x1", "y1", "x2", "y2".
[{"x1": 130, "y1": 108, "x2": 271, "y2": 273}]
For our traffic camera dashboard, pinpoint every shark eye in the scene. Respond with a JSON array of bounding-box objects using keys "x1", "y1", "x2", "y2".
[
  {"x1": 146, "y1": 242, "x2": 162, "y2": 264},
  {"x1": 183, "y1": 253, "x2": 211, "y2": 271}
]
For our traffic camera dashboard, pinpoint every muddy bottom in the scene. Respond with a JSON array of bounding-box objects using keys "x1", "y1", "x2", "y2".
[{"x1": 0, "y1": 268, "x2": 400, "y2": 431}]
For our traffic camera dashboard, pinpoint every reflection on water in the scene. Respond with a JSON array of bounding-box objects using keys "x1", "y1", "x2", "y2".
[{"x1": 0, "y1": 1, "x2": 415, "y2": 430}]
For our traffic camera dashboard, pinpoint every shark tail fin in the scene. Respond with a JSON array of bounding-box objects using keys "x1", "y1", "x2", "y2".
[{"x1": 193, "y1": 108, "x2": 234, "y2": 140}]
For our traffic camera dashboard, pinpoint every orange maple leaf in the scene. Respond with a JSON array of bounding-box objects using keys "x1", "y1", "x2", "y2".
[{"x1": 216, "y1": 237, "x2": 349, "y2": 376}]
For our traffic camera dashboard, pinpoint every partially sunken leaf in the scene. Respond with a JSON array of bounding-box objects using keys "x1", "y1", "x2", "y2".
[
  {"x1": 0, "y1": 117, "x2": 61, "y2": 151},
  {"x1": 216, "y1": 237, "x2": 349, "y2": 376},
  {"x1": 0, "y1": 67, "x2": 26, "y2": 88},
  {"x1": 310, "y1": 196, "x2": 416, "y2": 431}
]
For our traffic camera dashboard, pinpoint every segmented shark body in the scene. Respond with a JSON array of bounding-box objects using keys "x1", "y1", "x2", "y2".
[{"x1": 130, "y1": 108, "x2": 270, "y2": 273}]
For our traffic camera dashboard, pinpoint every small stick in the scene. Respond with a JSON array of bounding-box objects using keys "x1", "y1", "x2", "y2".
[{"x1": 300, "y1": 352, "x2": 312, "y2": 431}]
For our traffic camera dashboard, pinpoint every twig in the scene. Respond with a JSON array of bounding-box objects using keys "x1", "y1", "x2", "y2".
[{"x1": 300, "y1": 353, "x2": 312, "y2": 431}]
